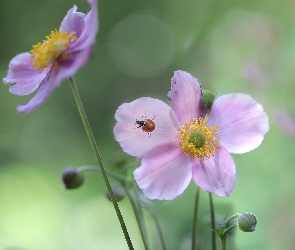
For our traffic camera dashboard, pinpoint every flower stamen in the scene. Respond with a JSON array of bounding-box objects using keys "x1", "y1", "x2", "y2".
[
  {"x1": 30, "y1": 29, "x2": 77, "y2": 71},
  {"x1": 175, "y1": 117, "x2": 220, "y2": 162}
]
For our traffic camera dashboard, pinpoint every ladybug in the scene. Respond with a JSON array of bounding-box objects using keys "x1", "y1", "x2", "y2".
[{"x1": 136, "y1": 117, "x2": 155, "y2": 133}]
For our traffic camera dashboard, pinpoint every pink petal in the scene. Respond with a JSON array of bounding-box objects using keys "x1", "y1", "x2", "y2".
[
  {"x1": 134, "y1": 148, "x2": 192, "y2": 200},
  {"x1": 167, "y1": 70, "x2": 205, "y2": 124},
  {"x1": 192, "y1": 148, "x2": 236, "y2": 196},
  {"x1": 59, "y1": 5, "x2": 86, "y2": 38},
  {"x1": 3, "y1": 52, "x2": 50, "y2": 96},
  {"x1": 114, "y1": 97, "x2": 180, "y2": 158},
  {"x1": 17, "y1": 67, "x2": 61, "y2": 114},
  {"x1": 58, "y1": 48, "x2": 93, "y2": 79},
  {"x1": 207, "y1": 93, "x2": 269, "y2": 154},
  {"x1": 66, "y1": 0, "x2": 99, "y2": 53}
]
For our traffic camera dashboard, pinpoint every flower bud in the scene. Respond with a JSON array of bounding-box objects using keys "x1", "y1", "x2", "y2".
[
  {"x1": 202, "y1": 90, "x2": 216, "y2": 110},
  {"x1": 111, "y1": 152, "x2": 129, "y2": 169},
  {"x1": 62, "y1": 167, "x2": 84, "y2": 189},
  {"x1": 105, "y1": 185, "x2": 126, "y2": 202},
  {"x1": 237, "y1": 212, "x2": 257, "y2": 232}
]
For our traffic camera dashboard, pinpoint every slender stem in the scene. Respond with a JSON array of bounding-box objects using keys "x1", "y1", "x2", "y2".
[
  {"x1": 130, "y1": 183, "x2": 149, "y2": 249},
  {"x1": 69, "y1": 77, "x2": 134, "y2": 250},
  {"x1": 78, "y1": 165, "x2": 124, "y2": 182},
  {"x1": 221, "y1": 238, "x2": 226, "y2": 250},
  {"x1": 221, "y1": 223, "x2": 236, "y2": 240},
  {"x1": 209, "y1": 193, "x2": 216, "y2": 250},
  {"x1": 123, "y1": 182, "x2": 149, "y2": 250},
  {"x1": 191, "y1": 187, "x2": 200, "y2": 250},
  {"x1": 79, "y1": 164, "x2": 150, "y2": 249},
  {"x1": 147, "y1": 209, "x2": 166, "y2": 250},
  {"x1": 225, "y1": 213, "x2": 240, "y2": 224}
]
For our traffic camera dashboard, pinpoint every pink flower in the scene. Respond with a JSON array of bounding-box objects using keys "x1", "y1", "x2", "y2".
[
  {"x1": 114, "y1": 70, "x2": 269, "y2": 200},
  {"x1": 275, "y1": 107, "x2": 295, "y2": 137},
  {"x1": 3, "y1": 0, "x2": 98, "y2": 114}
]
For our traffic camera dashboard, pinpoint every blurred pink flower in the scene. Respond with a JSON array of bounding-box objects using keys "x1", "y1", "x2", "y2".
[
  {"x1": 114, "y1": 70, "x2": 269, "y2": 200},
  {"x1": 3, "y1": 0, "x2": 98, "y2": 114},
  {"x1": 275, "y1": 107, "x2": 295, "y2": 137},
  {"x1": 242, "y1": 60, "x2": 267, "y2": 87}
]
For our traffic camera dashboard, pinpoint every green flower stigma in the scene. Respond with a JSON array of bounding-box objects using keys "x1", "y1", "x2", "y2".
[{"x1": 189, "y1": 132, "x2": 206, "y2": 148}]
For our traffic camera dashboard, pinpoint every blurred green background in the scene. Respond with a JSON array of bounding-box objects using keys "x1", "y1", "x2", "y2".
[{"x1": 1, "y1": 0, "x2": 295, "y2": 249}]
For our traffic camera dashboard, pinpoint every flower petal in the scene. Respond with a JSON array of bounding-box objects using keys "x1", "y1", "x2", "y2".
[
  {"x1": 59, "y1": 5, "x2": 86, "y2": 38},
  {"x1": 16, "y1": 67, "x2": 61, "y2": 114},
  {"x1": 114, "y1": 97, "x2": 180, "y2": 158},
  {"x1": 134, "y1": 148, "x2": 192, "y2": 200},
  {"x1": 58, "y1": 48, "x2": 93, "y2": 79},
  {"x1": 192, "y1": 149, "x2": 236, "y2": 196},
  {"x1": 207, "y1": 94, "x2": 269, "y2": 154},
  {"x1": 66, "y1": 0, "x2": 99, "y2": 53},
  {"x1": 167, "y1": 70, "x2": 205, "y2": 124},
  {"x1": 3, "y1": 52, "x2": 50, "y2": 96}
]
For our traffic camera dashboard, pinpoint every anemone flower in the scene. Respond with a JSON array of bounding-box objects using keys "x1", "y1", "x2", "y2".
[
  {"x1": 3, "y1": 0, "x2": 98, "y2": 114},
  {"x1": 114, "y1": 70, "x2": 269, "y2": 200}
]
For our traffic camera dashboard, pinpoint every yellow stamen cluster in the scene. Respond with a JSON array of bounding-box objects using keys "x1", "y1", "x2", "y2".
[
  {"x1": 175, "y1": 116, "x2": 220, "y2": 162},
  {"x1": 30, "y1": 30, "x2": 77, "y2": 71}
]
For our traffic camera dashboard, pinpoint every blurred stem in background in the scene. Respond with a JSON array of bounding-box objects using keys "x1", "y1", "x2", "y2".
[
  {"x1": 191, "y1": 187, "x2": 200, "y2": 250},
  {"x1": 68, "y1": 77, "x2": 134, "y2": 250}
]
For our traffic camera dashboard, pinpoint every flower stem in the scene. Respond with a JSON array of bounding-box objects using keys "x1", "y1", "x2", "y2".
[
  {"x1": 221, "y1": 223, "x2": 236, "y2": 240},
  {"x1": 221, "y1": 237, "x2": 226, "y2": 250},
  {"x1": 191, "y1": 187, "x2": 200, "y2": 250},
  {"x1": 225, "y1": 213, "x2": 240, "y2": 223},
  {"x1": 148, "y1": 210, "x2": 166, "y2": 250},
  {"x1": 69, "y1": 77, "x2": 134, "y2": 250},
  {"x1": 209, "y1": 192, "x2": 216, "y2": 250},
  {"x1": 130, "y1": 183, "x2": 150, "y2": 249},
  {"x1": 123, "y1": 182, "x2": 150, "y2": 250},
  {"x1": 78, "y1": 165, "x2": 125, "y2": 182}
]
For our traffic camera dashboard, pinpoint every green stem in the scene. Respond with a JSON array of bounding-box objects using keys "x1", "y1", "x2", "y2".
[
  {"x1": 191, "y1": 187, "x2": 200, "y2": 250},
  {"x1": 148, "y1": 210, "x2": 166, "y2": 250},
  {"x1": 79, "y1": 165, "x2": 149, "y2": 248},
  {"x1": 130, "y1": 183, "x2": 150, "y2": 249},
  {"x1": 69, "y1": 77, "x2": 134, "y2": 250},
  {"x1": 123, "y1": 182, "x2": 149, "y2": 250},
  {"x1": 225, "y1": 213, "x2": 240, "y2": 224},
  {"x1": 221, "y1": 223, "x2": 236, "y2": 240},
  {"x1": 221, "y1": 237, "x2": 226, "y2": 250},
  {"x1": 209, "y1": 192, "x2": 216, "y2": 250},
  {"x1": 79, "y1": 165, "x2": 152, "y2": 250},
  {"x1": 78, "y1": 165, "x2": 124, "y2": 182}
]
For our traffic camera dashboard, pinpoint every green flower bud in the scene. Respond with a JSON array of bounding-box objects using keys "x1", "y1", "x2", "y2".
[
  {"x1": 202, "y1": 90, "x2": 216, "y2": 110},
  {"x1": 237, "y1": 212, "x2": 257, "y2": 232},
  {"x1": 62, "y1": 167, "x2": 84, "y2": 189},
  {"x1": 111, "y1": 152, "x2": 129, "y2": 169},
  {"x1": 105, "y1": 185, "x2": 126, "y2": 202}
]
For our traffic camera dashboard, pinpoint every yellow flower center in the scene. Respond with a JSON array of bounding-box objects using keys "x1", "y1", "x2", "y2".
[
  {"x1": 175, "y1": 117, "x2": 220, "y2": 162},
  {"x1": 30, "y1": 30, "x2": 77, "y2": 71}
]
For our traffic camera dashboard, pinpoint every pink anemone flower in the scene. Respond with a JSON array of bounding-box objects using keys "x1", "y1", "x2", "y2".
[
  {"x1": 3, "y1": 0, "x2": 98, "y2": 114},
  {"x1": 114, "y1": 70, "x2": 269, "y2": 200}
]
